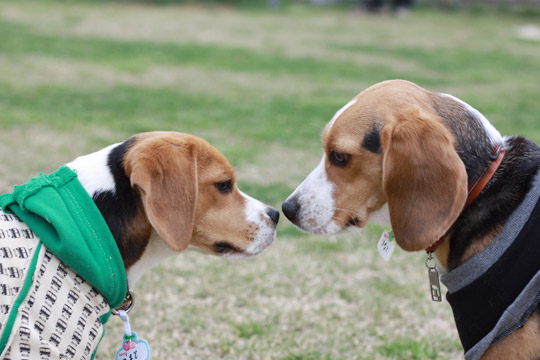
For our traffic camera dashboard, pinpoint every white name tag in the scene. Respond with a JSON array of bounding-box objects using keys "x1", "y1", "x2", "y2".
[{"x1": 377, "y1": 230, "x2": 395, "y2": 262}]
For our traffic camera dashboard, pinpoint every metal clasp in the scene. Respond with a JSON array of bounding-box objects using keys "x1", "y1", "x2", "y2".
[
  {"x1": 425, "y1": 252, "x2": 442, "y2": 302},
  {"x1": 112, "y1": 290, "x2": 135, "y2": 316}
]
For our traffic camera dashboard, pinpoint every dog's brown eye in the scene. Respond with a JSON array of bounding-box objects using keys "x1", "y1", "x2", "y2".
[
  {"x1": 329, "y1": 150, "x2": 351, "y2": 167},
  {"x1": 215, "y1": 180, "x2": 232, "y2": 194}
]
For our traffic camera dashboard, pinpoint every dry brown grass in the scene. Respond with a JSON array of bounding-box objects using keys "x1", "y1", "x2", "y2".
[
  {"x1": 97, "y1": 234, "x2": 462, "y2": 359},
  {"x1": 0, "y1": 54, "x2": 349, "y2": 97}
]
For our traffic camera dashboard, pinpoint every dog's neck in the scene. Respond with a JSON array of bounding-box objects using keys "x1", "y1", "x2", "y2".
[
  {"x1": 67, "y1": 140, "x2": 176, "y2": 288},
  {"x1": 445, "y1": 136, "x2": 540, "y2": 270}
]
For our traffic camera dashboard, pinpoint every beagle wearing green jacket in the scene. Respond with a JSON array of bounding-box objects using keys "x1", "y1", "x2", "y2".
[
  {"x1": 0, "y1": 131, "x2": 278, "y2": 359},
  {"x1": 68, "y1": 131, "x2": 279, "y2": 286}
]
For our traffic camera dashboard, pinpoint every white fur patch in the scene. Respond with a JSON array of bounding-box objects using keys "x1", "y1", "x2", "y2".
[
  {"x1": 286, "y1": 155, "x2": 341, "y2": 234},
  {"x1": 126, "y1": 230, "x2": 176, "y2": 288},
  {"x1": 440, "y1": 94, "x2": 503, "y2": 146},
  {"x1": 326, "y1": 98, "x2": 358, "y2": 134},
  {"x1": 239, "y1": 191, "x2": 276, "y2": 256},
  {"x1": 369, "y1": 203, "x2": 391, "y2": 227},
  {"x1": 287, "y1": 155, "x2": 390, "y2": 234},
  {"x1": 66, "y1": 143, "x2": 119, "y2": 197}
]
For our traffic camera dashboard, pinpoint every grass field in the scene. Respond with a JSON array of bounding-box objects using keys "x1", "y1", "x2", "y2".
[{"x1": 1, "y1": 1, "x2": 539, "y2": 359}]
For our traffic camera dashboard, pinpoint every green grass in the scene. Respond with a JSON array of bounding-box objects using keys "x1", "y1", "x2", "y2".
[
  {"x1": 377, "y1": 339, "x2": 439, "y2": 360},
  {"x1": 234, "y1": 321, "x2": 269, "y2": 339},
  {"x1": 0, "y1": 1, "x2": 539, "y2": 359}
]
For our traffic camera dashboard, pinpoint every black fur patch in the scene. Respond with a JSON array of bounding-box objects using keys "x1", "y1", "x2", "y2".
[
  {"x1": 362, "y1": 125, "x2": 382, "y2": 154},
  {"x1": 432, "y1": 95, "x2": 493, "y2": 185},
  {"x1": 212, "y1": 241, "x2": 242, "y2": 254},
  {"x1": 428, "y1": 95, "x2": 540, "y2": 270},
  {"x1": 92, "y1": 137, "x2": 148, "y2": 268},
  {"x1": 447, "y1": 137, "x2": 540, "y2": 270}
]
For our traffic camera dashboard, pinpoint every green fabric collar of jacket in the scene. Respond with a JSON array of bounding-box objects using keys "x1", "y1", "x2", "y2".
[{"x1": 0, "y1": 166, "x2": 127, "y2": 317}]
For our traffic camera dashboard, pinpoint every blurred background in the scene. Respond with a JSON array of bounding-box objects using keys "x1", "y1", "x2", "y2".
[{"x1": 1, "y1": 0, "x2": 539, "y2": 359}]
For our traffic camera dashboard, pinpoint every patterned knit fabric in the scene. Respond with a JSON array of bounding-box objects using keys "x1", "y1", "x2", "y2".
[{"x1": 0, "y1": 210, "x2": 109, "y2": 359}]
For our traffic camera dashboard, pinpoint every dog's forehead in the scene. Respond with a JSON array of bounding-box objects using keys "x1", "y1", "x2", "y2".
[
  {"x1": 134, "y1": 132, "x2": 235, "y2": 179},
  {"x1": 323, "y1": 80, "x2": 433, "y2": 150},
  {"x1": 355, "y1": 80, "x2": 431, "y2": 112},
  {"x1": 194, "y1": 140, "x2": 235, "y2": 179},
  {"x1": 323, "y1": 101, "x2": 377, "y2": 151},
  {"x1": 196, "y1": 139, "x2": 227, "y2": 163},
  {"x1": 360, "y1": 79, "x2": 427, "y2": 100}
]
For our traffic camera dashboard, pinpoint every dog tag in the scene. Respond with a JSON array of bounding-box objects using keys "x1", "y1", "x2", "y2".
[
  {"x1": 425, "y1": 252, "x2": 442, "y2": 302},
  {"x1": 115, "y1": 310, "x2": 151, "y2": 360},
  {"x1": 377, "y1": 230, "x2": 395, "y2": 261}
]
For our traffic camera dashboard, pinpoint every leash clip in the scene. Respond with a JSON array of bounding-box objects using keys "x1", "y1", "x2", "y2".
[
  {"x1": 425, "y1": 252, "x2": 442, "y2": 302},
  {"x1": 112, "y1": 290, "x2": 135, "y2": 316}
]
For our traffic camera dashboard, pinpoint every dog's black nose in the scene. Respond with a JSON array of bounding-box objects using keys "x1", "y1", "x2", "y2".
[
  {"x1": 282, "y1": 199, "x2": 299, "y2": 221},
  {"x1": 267, "y1": 208, "x2": 280, "y2": 224}
]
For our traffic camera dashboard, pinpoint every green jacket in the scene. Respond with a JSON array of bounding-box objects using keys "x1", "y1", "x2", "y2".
[{"x1": 0, "y1": 166, "x2": 127, "y2": 315}]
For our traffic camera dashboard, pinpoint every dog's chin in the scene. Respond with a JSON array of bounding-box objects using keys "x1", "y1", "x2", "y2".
[
  {"x1": 219, "y1": 246, "x2": 268, "y2": 260},
  {"x1": 221, "y1": 250, "x2": 252, "y2": 259},
  {"x1": 294, "y1": 217, "x2": 365, "y2": 235},
  {"x1": 245, "y1": 231, "x2": 276, "y2": 256},
  {"x1": 293, "y1": 219, "x2": 341, "y2": 236},
  {"x1": 209, "y1": 232, "x2": 275, "y2": 259}
]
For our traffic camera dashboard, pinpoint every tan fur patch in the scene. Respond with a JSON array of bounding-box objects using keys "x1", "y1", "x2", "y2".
[
  {"x1": 321, "y1": 80, "x2": 467, "y2": 250},
  {"x1": 125, "y1": 132, "x2": 199, "y2": 253},
  {"x1": 459, "y1": 227, "x2": 501, "y2": 266},
  {"x1": 481, "y1": 312, "x2": 540, "y2": 360},
  {"x1": 381, "y1": 106, "x2": 467, "y2": 251},
  {"x1": 123, "y1": 132, "x2": 269, "y2": 256}
]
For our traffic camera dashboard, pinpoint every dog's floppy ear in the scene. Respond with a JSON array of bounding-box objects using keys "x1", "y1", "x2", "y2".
[
  {"x1": 126, "y1": 136, "x2": 197, "y2": 252},
  {"x1": 381, "y1": 108, "x2": 467, "y2": 251}
]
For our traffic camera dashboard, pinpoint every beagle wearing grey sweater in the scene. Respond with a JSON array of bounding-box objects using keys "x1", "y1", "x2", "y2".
[{"x1": 282, "y1": 80, "x2": 540, "y2": 359}]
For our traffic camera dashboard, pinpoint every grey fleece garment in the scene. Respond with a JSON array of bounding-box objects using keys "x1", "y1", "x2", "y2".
[{"x1": 440, "y1": 169, "x2": 540, "y2": 360}]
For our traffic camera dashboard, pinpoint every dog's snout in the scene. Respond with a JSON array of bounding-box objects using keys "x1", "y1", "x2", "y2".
[
  {"x1": 267, "y1": 208, "x2": 280, "y2": 224},
  {"x1": 282, "y1": 200, "x2": 299, "y2": 221}
]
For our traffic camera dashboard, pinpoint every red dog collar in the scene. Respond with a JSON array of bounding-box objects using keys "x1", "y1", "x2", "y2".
[{"x1": 425, "y1": 145, "x2": 506, "y2": 253}]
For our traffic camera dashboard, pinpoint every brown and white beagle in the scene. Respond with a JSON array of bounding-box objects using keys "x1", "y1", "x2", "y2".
[
  {"x1": 282, "y1": 80, "x2": 540, "y2": 359},
  {"x1": 68, "y1": 131, "x2": 279, "y2": 287}
]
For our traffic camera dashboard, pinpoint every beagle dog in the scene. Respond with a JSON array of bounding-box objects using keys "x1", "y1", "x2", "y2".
[
  {"x1": 282, "y1": 80, "x2": 540, "y2": 359},
  {"x1": 69, "y1": 131, "x2": 279, "y2": 286},
  {"x1": 0, "y1": 131, "x2": 278, "y2": 359}
]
